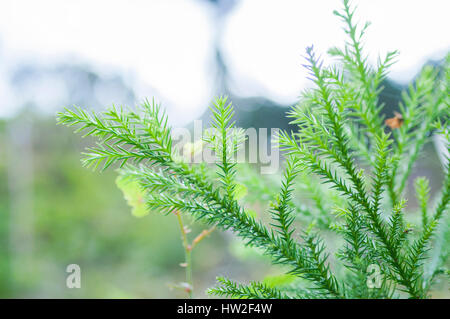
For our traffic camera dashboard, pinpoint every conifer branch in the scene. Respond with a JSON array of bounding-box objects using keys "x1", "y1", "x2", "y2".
[{"x1": 58, "y1": 0, "x2": 449, "y2": 299}]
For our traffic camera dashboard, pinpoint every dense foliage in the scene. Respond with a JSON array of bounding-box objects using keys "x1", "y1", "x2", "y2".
[{"x1": 58, "y1": 0, "x2": 449, "y2": 298}]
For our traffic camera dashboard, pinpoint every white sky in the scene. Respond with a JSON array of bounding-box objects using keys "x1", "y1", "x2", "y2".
[{"x1": 0, "y1": 0, "x2": 449, "y2": 124}]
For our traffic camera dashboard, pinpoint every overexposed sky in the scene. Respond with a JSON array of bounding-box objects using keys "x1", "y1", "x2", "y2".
[
  {"x1": 224, "y1": 0, "x2": 450, "y2": 102},
  {"x1": 0, "y1": 0, "x2": 449, "y2": 123}
]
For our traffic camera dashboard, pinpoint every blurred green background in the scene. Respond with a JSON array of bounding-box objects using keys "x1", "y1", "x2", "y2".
[
  {"x1": 0, "y1": 111, "x2": 281, "y2": 298},
  {"x1": 0, "y1": 0, "x2": 448, "y2": 298}
]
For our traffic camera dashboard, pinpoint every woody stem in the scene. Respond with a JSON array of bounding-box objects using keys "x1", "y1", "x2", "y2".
[{"x1": 175, "y1": 211, "x2": 193, "y2": 298}]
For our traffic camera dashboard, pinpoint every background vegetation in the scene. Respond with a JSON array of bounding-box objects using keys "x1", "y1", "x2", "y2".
[{"x1": 0, "y1": 0, "x2": 448, "y2": 298}]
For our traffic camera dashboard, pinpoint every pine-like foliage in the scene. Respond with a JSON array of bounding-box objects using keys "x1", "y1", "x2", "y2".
[{"x1": 57, "y1": 0, "x2": 449, "y2": 299}]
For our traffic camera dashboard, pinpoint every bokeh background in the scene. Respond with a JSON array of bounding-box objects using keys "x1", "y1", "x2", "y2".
[{"x1": 0, "y1": 0, "x2": 449, "y2": 298}]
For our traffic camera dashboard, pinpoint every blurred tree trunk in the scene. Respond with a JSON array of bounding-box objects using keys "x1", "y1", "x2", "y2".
[
  {"x1": 0, "y1": 122, "x2": 11, "y2": 296},
  {"x1": 6, "y1": 114, "x2": 35, "y2": 296}
]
